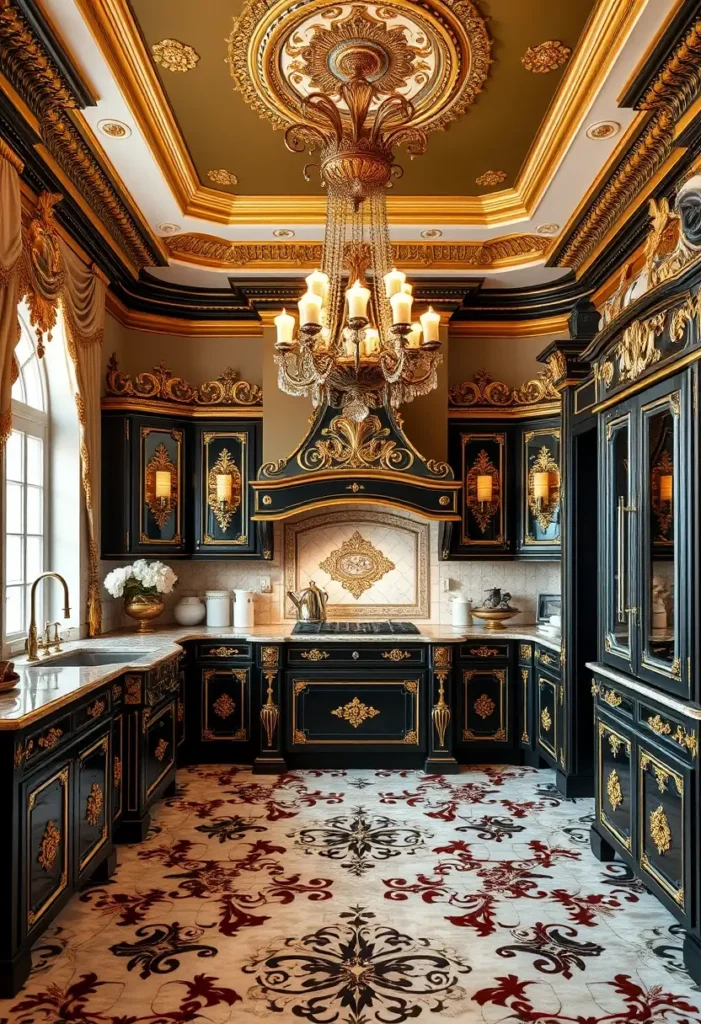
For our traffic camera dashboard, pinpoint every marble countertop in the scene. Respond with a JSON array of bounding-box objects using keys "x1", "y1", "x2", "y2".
[{"x1": 1, "y1": 622, "x2": 560, "y2": 730}]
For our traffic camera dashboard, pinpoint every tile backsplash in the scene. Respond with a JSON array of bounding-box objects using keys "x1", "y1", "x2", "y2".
[{"x1": 100, "y1": 514, "x2": 559, "y2": 632}]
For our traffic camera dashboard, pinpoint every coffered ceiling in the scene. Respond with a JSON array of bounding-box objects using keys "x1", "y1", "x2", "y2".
[{"x1": 9, "y1": 0, "x2": 691, "y2": 305}]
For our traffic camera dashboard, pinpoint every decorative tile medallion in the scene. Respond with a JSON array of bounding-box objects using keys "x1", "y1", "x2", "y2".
[
  {"x1": 475, "y1": 170, "x2": 507, "y2": 187},
  {"x1": 474, "y1": 693, "x2": 496, "y2": 719},
  {"x1": 320, "y1": 531, "x2": 395, "y2": 599}
]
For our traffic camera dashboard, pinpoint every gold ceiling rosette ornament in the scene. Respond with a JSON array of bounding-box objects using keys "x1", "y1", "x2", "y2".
[{"x1": 227, "y1": 0, "x2": 489, "y2": 425}]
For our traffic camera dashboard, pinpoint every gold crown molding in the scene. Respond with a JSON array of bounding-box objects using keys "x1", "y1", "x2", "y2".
[
  {"x1": 105, "y1": 353, "x2": 262, "y2": 409},
  {"x1": 165, "y1": 233, "x2": 552, "y2": 271},
  {"x1": 0, "y1": 0, "x2": 157, "y2": 272},
  {"x1": 105, "y1": 290, "x2": 263, "y2": 337},
  {"x1": 555, "y1": 16, "x2": 701, "y2": 272},
  {"x1": 449, "y1": 368, "x2": 561, "y2": 409},
  {"x1": 448, "y1": 315, "x2": 570, "y2": 338},
  {"x1": 71, "y1": 0, "x2": 638, "y2": 228}
]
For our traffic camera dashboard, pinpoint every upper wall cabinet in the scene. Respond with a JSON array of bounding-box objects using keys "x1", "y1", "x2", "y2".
[
  {"x1": 101, "y1": 357, "x2": 265, "y2": 560},
  {"x1": 447, "y1": 371, "x2": 562, "y2": 561},
  {"x1": 194, "y1": 424, "x2": 259, "y2": 556}
]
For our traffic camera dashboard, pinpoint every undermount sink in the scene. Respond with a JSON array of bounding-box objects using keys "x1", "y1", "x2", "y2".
[{"x1": 38, "y1": 651, "x2": 149, "y2": 667}]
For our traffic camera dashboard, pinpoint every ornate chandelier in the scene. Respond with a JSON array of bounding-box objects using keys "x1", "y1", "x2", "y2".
[{"x1": 273, "y1": 61, "x2": 442, "y2": 423}]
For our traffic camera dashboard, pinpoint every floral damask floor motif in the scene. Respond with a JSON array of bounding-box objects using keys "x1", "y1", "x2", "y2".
[{"x1": 2, "y1": 765, "x2": 701, "y2": 1023}]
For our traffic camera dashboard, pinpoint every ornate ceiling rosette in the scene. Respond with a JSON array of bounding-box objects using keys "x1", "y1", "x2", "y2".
[{"x1": 228, "y1": 0, "x2": 492, "y2": 139}]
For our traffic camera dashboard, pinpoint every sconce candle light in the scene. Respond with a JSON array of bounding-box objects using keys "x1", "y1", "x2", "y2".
[{"x1": 476, "y1": 474, "x2": 493, "y2": 506}]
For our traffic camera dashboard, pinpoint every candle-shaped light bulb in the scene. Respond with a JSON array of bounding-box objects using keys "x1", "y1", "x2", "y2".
[
  {"x1": 533, "y1": 471, "x2": 550, "y2": 504},
  {"x1": 383, "y1": 267, "x2": 406, "y2": 298},
  {"x1": 659, "y1": 474, "x2": 673, "y2": 502},
  {"x1": 298, "y1": 291, "x2": 323, "y2": 326},
  {"x1": 155, "y1": 470, "x2": 171, "y2": 502},
  {"x1": 364, "y1": 327, "x2": 380, "y2": 355},
  {"x1": 346, "y1": 279, "x2": 370, "y2": 320},
  {"x1": 274, "y1": 308, "x2": 295, "y2": 346},
  {"x1": 401, "y1": 282, "x2": 413, "y2": 295},
  {"x1": 406, "y1": 322, "x2": 422, "y2": 348},
  {"x1": 476, "y1": 474, "x2": 493, "y2": 504},
  {"x1": 305, "y1": 269, "x2": 329, "y2": 301},
  {"x1": 390, "y1": 289, "x2": 413, "y2": 325},
  {"x1": 420, "y1": 305, "x2": 441, "y2": 343},
  {"x1": 216, "y1": 473, "x2": 233, "y2": 505}
]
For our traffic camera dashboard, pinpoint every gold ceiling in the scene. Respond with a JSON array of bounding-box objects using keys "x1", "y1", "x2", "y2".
[{"x1": 129, "y1": 0, "x2": 597, "y2": 198}]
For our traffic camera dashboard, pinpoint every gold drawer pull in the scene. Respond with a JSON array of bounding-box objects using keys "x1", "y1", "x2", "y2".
[
  {"x1": 301, "y1": 649, "x2": 329, "y2": 661},
  {"x1": 647, "y1": 714, "x2": 698, "y2": 758},
  {"x1": 38, "y1": 727, "x2": 63, "y2": 750},
  {"x1": 602, "y1": 689, "x2": 622, "y2": 708},
  {"x1": 87, "y1": 698, "x2": 106, "y2": 720},
  {"x1": 210, "y1": 647, "x2": 240, "y2": 657},
  {"x1": 538, "y1": 650, "x2": 557, "y2": 667},
  {"x1": 470, "y1": 646, "x2": 500, "y2": 658},
  {"x1": 382, "y1": 649, "x2": 412, "y2": 661}
]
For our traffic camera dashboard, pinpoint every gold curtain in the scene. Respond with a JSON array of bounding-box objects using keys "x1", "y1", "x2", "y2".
[
  {"x1": 59, "y1": 240, "x2": 106, "y2": 637},
  {"x1": 0, "y1": 139, "x2": 24, "y2": 451}
]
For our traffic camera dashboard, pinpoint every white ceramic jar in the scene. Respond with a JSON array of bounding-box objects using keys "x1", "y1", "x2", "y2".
[
  {"x1": 451, "y1": 597, "x2": 471, "y2": 628},
  {"x1": 233, "y1": 589, "x2": 255, "y2": 629},
  {"x1": 205, "y1": 590, "x2": 232, "y2": 628},
  {"x1": 173, "y1": 595, "x2": 206, "y2": 626}
]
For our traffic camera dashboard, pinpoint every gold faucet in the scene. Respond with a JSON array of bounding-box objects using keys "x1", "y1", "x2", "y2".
[{"x1": 26, "y1": 573, "x2": 71, "y2": 663}]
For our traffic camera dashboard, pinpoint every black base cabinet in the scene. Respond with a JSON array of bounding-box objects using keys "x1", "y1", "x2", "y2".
[
  {"x1": 590, "y1": 669, "x2": 699, "y2": 983},
  {"x1": 0, "y1": 688, "x2": 117, "y2": 997}
]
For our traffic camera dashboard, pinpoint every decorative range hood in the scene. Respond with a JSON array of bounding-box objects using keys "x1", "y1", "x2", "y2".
[{"x1": 250, "y1": 402, "x2": 460, "y2": 526}]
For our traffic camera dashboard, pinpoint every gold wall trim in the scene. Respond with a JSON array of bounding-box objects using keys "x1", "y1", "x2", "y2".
[
  {"x1": 0, "y1": 4, "x2": 157, "y2": 270},
  {"x1": 448, "y1": 316, "x2": 570, "y2": 338},
  {"x1": 165, "y1": 233, "x2": 552, "y2": 270},
  {"x1": 105, "y1": 353, "x2": 262, "y2": 407},
  {"x1": 449, "y1": 369, "x2": 561, "y2": 410},
  {"x1": 72, "y1": 0, "x2": 640, "y2": 227},
  {"x1": 555, "y1": 15, "x2": 701, "y2": 272},
  {"x1": 105, "y1": 291, "x2": 263, "y2": 336}
]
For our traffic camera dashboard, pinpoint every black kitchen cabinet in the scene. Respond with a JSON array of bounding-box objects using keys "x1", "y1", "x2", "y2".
[{"x1": 101, "y1": 410, "x2": 264, "y2": 559}]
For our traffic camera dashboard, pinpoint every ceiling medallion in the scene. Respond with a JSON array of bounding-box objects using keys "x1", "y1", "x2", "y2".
[
  {"x1": 158, "y1": 223, "x2": 181, "y2": 234},
  {"x1": 97, "y1": 119, "x2": 131, "y2": 139},
  {"x1": 521, "y1": 41, "x2": 571, "y2": 74},
  {"x1": 536, "y1": 223, "x2": 560, "y2": 235},
  {"x1": 152, "y1": 38, "x2": 200, "y2": 73},
  {"x1": 274, "y1": 229, "x2": 296, "y2": 238},
  {"x1": 320, "y1": 530, "x2": 395, "y2": 599},
  {"x1": 475, "y1": 170, "x2": 507, "y2": 188},
  {"x1": 586, "y1": 120, "x2": 620, "y2": 141},
  {"x1": 228, "y1": 0, "x2": 491, "y2": 138},
  {"x1": 207, "y1": 168, "x2": 239, "y2": 187},
  {"x1": 421, "y1": 229, "x2": 442, "y2": 239}
]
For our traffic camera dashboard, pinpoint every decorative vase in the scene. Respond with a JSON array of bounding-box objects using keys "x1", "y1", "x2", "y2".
[
  {"x1": 124, "y1": 592, "x2": 165, "y2": 633},
  {"x1": 173, "y1": 595, "x2": 206, "y2": 626}
]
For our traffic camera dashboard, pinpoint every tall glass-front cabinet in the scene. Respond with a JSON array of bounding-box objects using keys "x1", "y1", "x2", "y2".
[
  {"x1": 600, "y1": 374, "x2": 690, "y2": 697},
  {"x1": 586, "y1": 174, "x2": 701, "y2": 985}
]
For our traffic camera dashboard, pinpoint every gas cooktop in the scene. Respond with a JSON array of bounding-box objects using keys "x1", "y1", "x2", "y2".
[{"x1": 291, "y1": 621, "x2": 420, "y2": 635}]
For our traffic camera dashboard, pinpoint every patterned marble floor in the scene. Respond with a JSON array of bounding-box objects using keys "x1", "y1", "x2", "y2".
[{"x1": 2, "y1": 764, "x2": 700, "y2": 1024}]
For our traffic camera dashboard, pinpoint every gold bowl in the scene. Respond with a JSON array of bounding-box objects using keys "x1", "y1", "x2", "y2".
[
  {"x1": 124, "y1": 593, "x2": 165, "y2": 633},
  {"x1": 471, "y1": 608, "x2": 520, "y2": 631}
]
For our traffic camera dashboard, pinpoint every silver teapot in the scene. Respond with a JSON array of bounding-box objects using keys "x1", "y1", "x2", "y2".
[{"x1": 287, "y1": 580, "x2": 329, "y2": 621}]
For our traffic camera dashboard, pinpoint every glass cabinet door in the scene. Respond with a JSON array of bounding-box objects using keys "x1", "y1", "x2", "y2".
[
  {"x1": 639, "y1": 386, "x2": 687, "y2": 695},
  {"x1": 603, "y1": 413, "x2": 634, "y2": 669}
]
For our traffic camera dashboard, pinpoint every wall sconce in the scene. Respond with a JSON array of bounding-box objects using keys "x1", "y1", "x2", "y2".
[
  {"x1": 528, "y1": 446, "x2": 560, "y2": 531},
  {"x1": 145, "y1": 444, "x2": 176, "y2": 530},
  {"x1": 659, "y1": 474, "x2": 673, "y2": 503},
  {"x1": 207, "y1": 448, "x2": 241, "y2": 532},
  {"x1": 476, "y1": 474, "x2": 493, "y2": 507},
  {"x1": 467, "y1": 451, "x2": 500, "y2": 534}
]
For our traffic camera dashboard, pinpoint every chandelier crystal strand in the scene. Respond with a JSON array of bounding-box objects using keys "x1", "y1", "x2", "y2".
[{"x1": 274, "y1": 68, "x2": 441, "y2": 422}]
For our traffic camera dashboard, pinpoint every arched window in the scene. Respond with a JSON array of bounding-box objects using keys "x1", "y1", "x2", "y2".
[{"x1": 4, "y1": 300, "x2": 49, "y2": 642}]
